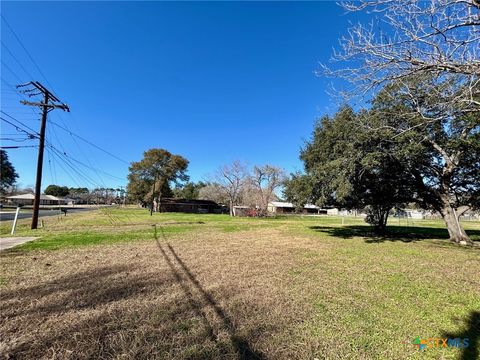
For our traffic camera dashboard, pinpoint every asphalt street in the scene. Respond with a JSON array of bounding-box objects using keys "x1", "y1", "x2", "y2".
[{"x1": 0, "y1": 207, "x2": 95, "y2": 222}]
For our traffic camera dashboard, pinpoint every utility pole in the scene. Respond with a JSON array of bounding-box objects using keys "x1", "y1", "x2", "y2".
[{"x1": 18, "y1": 81, "x2": 69, "y2": 229}]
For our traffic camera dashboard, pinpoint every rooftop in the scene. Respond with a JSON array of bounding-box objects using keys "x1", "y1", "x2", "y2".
[
  {"x1": 6, "y1": 193, "x2": 63, "y2": 201},
  {"x1": 269, "y1": 201, "x2": 319, "y2": 209}
]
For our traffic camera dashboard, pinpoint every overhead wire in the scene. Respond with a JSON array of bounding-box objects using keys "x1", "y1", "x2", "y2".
[
  {"x1": 1, "y1": 16, "x2": 127, "y2": 223},
  {"x1": 1, "y1": 111, "x2": 123, "y2": 183},
  {"x1": 0, "y1": 116, "x2": 39, "y2": 138},
  {"x1": 1, "y1": 15, "x2": 56, "y2": 92},
  {"x1": 49, "y1": 119, "x2": 130, "y2": 165},
  {"x1": 0, "y1": 40, "x2": 36, "y2": 80},
  {"x1": 0, "y1": 110, "x2": 39, "y2": 135}
]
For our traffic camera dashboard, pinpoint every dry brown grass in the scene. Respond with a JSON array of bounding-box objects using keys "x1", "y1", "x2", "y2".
[
  {"x1": 0, "y1": 228, "x2": 314, "y2": 359},
  {"x1": 1, "y1": 212, "x2": 479, "y2": 359}
]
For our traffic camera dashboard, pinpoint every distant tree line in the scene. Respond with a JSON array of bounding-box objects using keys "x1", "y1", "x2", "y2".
[
  {"x1": 127, "y1": 148, "x2": 287, "y2": 216},
  {"x1": 43, "y1": 185, "x2": 125, "y2": 204}
]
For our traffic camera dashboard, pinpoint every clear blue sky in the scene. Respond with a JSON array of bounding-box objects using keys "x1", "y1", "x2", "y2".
[{"x1": 1, "y1": 1, "x2": 361, "y2": 191}]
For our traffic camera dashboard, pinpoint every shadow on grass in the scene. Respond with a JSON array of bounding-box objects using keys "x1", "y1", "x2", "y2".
[
  {"x1": 0, "y1": 264, "x2": 171, "y2": 316},
  {"x1": 156, "y1": 225, "x2": 265, "y2": 360},
  {"x1": 308, "y1": 225, "x2": 480, "y2": 244},
  {"x1": 1, "y1": 246, "x2": 266, "y2": 359},
  {"x1": 443, "y1": 311, "x2": 480, "y2": 360}
]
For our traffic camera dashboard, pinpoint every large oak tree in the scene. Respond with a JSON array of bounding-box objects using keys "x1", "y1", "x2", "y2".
[
  {"x1": 127, "y1": 149, "x2": 188, "y2": 213},
  {"x1": 316, "y1": 0, "x2": 480, "y2": 244},
  {"x1": 285, "y1": 106, "x2": 416, "y2": 232},
  {"x1": 368, "y1": 82, "x2": 479, "y2": 244}
]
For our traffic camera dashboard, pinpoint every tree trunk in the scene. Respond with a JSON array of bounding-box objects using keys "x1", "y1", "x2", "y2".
[
  {"x1": 156, "y1": 189, "x2": 162, "y2": 213},
  {"x1": 441, "y1": 206, "x2": 472, "y2": 245},
  {"x1": 367, "y1": 205, "x2": 390, "y2": 234},
  {"x1": 229, "y1": 200, "x2": 234, "y2": 216},
  {"x1": 150, "y1": 178, "x2": 156, "y2": 216},
  {"x1": 374, "y1": 209, "x2": 389, "y2": 234}
]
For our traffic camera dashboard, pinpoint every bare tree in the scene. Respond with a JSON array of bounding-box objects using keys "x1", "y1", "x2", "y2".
[
  {"x1": 249, "y1": 165, "x2": 287, "y2": 215},
  {"x1": 214, "y1": 161, "x2": 249, "y2": 216},
  {"x1": 323, "y1": 0, "x2": 479, "y2": 121},
  {"x1": 322, "y1": 0, "x2": 480, "y2": 245},
  {"x1": 198, "y1": 183, "x2": 230, "y2": 205}
]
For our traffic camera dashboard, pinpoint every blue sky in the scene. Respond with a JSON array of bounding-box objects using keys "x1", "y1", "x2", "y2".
[{"x1": 1, "y1": 1, "x2": 360, "y2": 190}]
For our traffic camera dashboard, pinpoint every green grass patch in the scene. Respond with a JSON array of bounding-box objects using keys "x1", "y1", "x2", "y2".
[{"x1": 0, "y1": 208, "x2": 479, "y2": 359}]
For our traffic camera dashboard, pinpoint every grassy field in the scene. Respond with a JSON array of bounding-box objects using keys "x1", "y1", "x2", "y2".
[{"x1": 1, "y1": 208, "x2": 479, "y2": 359}]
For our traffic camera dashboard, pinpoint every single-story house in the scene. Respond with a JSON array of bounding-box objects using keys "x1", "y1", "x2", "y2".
[
  {"x1": 159, "y1": 198, "x2": 222, "y2": 214},
  {"x1": 267, "y1": 201, "x2": 325, "y2": 215},
  {"x1": 6, "y1": 193, "x2": 68, "y2": 206}
]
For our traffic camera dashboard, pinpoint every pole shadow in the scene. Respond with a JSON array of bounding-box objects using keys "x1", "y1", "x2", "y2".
[{"x1": 156, "y1": 226, "x2": 265, "y2": 360}]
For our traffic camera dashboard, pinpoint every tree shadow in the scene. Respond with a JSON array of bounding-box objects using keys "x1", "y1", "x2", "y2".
[
  {"x1": 0, "y1": 264, "x2": 175, "y2": 318},
  {"x1": 308, "y1": 225, "x2": 480, "y2": 244},
  {"x1": 443, "y1": 311, "x2": 480, "y2": 360},
  {"x1": 155, "y1": 227, "x2": 265, "y2": 360},
  {"x1": 1, "y1": 242, "x2": 267, "y2": 359}
]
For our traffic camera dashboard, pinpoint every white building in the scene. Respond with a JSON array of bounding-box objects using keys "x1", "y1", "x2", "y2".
[
  {"x1": 267, "y1": 201, "x2": 322, "y2": 214},
  {"x1": 6, "y1": 193, "x2": 68, "y2": 206}
]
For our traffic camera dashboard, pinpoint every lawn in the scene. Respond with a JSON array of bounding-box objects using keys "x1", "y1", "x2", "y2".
[{"x1": 1, "y1": 208, "x2": 479, "y2": 359}]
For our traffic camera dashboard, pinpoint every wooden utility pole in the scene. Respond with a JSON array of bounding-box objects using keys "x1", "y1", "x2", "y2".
[{"x1": 18, "y1": 81, "x2": 69, "y2": 229}]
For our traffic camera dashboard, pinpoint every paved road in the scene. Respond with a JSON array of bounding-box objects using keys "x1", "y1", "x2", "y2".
[
  {"x1": 0, "y1": 207, "x2": 95, "y2": 222},
  {"x1": 0, "y1": 237, "x2": 39, "y2": 251}
]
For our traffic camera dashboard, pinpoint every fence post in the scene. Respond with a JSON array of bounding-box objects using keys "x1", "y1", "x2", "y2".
[{"x1": 11, "y1": 206, "x2": 21, "y2": 235}]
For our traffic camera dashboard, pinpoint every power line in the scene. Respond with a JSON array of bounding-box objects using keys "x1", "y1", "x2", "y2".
[
  {"x1": 0, "y1": 40, "x2": 35, "y2": 80},
  {"x1": 49, "y1": 120, "x2": 130, "y2": 164},
  {"x1": 49, "y1": 146, "x2": 103, "y2": 187},
  {"x1": 48, "y1": 144, "x2": 119, "y2": 190},
  {"x1": 0, "y1": 137, "x2": 34, "y2": 142},
  {"x1": 0, "y1": 145, "x2": 38, "y2": 149},
  {"x1": 2, "y1": 17, "x2": 129, "y2": 168},
  {"x1": 0, "y1": 110, "x2": 39, "y2": 135},
  {"x1": 47, "y1": 142, "x2": 125, "y2": 181},
  {"x1": 1, "y1": 111, "x2": 123, "y2": 185},
  {"x1": 45, "y1": 146, "x2": 58, "y2": 184},
  {"x1": 58, "y1": 116, "x2": 108, "y2": 187},
  {"x1": 45, "y1": 145, "x2": 56, "y2": 185},
  {"x1": 2, "y1": 20, "x2": 126, "y2": 186},
  {"x1": 1, "y1": 15, "x2": 55, "y2": 91},
  {"x1": 0, "y1": 116, "x2": 39, "y2": 138},
  {"x1": 47, "y1": 147, "x2": 86, "y2": 188}
]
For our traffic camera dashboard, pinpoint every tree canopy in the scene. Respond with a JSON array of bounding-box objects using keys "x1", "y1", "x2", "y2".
[
  {"x1": 310, "y1": 0, "x2": 480, "y2": 244},
  {"x1": 285, "y1": 106, "x2": 416, "y2": 231},
  {"x1": 44, "y1": 185, "x2": 70, "y2": 197},
  {"x1": 0, "y1": 150, "x2": 18, "y2": 194},
  {"x1": 368, "y1": 81, "x2": 480, "y2": 243},
  {"x1": 286, "y1": 85, "x2": 479, "y2": 243},
  {"x1": 173, "y1": 181, "x2": 206, "y2": 200},
  {"x1": 127, "y1": 148, "x2": 189, "y2": 212}
]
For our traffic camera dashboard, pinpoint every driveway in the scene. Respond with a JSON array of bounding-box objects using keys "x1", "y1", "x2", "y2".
[{"x1": 0, "y1": 237, "x2": 39, "y2": 251}]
